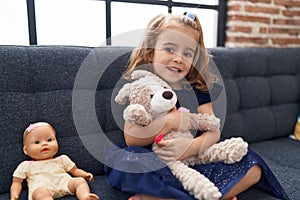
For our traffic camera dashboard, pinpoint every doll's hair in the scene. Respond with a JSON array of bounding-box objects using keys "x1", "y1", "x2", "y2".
[
  {"x1": 23, "y1": 122, "x2": 56, "y2": 145},
  {"x1": 123, "y1": 13, "x2": 218, "y2": 91}
]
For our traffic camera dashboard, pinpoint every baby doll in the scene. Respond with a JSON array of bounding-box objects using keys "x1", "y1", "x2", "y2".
[{"x1": 10, "y1": 122, "x2": 99, "y2": 200}]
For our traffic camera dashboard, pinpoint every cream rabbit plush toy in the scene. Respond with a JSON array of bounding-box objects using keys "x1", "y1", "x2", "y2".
[{"x1": 115, "y1": 70, "x2": 248, "y2": 200}]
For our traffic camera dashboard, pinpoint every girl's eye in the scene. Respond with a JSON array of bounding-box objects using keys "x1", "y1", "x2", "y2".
[
  {"x1": 47, "y1": 138, "x2": 52, "y2": 142},
  {"x1": 184, "y1": 52, "x2": 193, "y2": 58},
  {"x1": 165, "y1": 47, "x2": 174, "y2": 53},
  {"x1": 150, "y1": 94, "x2": 154, "y2": 98},
  {"x1": 34, "y1": 141, "x2": 40, "y2": 144}
]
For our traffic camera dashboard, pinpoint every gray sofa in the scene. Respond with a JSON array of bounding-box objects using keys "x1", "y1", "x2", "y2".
[{"x1": 0, "y1": 45, "x2": 299, "y2": 200}]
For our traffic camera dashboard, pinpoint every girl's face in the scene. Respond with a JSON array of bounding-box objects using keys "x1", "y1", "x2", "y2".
[
  {"x1": 153, "y1": 24, "x2": 198, "y2": 89},
  {"x1": 23, "y1": 126, "x2": 58, "y2": 161}
]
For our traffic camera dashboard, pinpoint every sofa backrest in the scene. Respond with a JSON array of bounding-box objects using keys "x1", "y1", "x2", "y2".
[
  {"x1": 210, "y1": 48, "x2": 300, "y2": 143},
  {"x1": 0, "y1": 46, "x2": 299, "y2": 194},
  {"x1": 0, "y1": 45, "x2": 131, "y2": 194}
]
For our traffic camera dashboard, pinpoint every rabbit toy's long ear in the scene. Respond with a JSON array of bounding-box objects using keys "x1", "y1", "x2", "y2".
[
  {"x1": 131, "y1": 70, "x2": 156, "y2": 80},
  {"x1": 115, "y1": 83, "x2": 131, "y2": 105},
  {"x1": 123, "y1": 104, "x2": 152, "y2": 126}
]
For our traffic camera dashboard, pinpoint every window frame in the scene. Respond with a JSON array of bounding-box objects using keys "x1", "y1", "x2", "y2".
[{"x1": 26, "y1": 0, "x2": 227, "y2": 46}]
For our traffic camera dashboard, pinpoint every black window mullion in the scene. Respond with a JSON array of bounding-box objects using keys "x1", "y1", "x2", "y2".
[
  {"x1": 110, "y1": 0, "x2": 168, "y2": 6},
  {"x1": 171, "y1": 2, "x2": 218, "y2": 11},
  {"x1": 106, "y1": 0, "x2": 112, "y2": 45},
  {"x1": 168, "y1": 0, "x2": 172, "y2": 13},
  {"x1": 26, "y1": 0, "x2": 37, "y2": 45},
  {"x1": 217, "y1": 0, "x2": 227, "y2": 46}
]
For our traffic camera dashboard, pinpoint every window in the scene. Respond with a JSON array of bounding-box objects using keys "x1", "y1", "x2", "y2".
[
  {"x1": 172, "y1": 7, "x2": 218, "y2": 48},
  {"x1": 35, "y1": 0, "x2": 105, "y2": 46},
  {"x1": 1, "y1": 0, "x2": 226, "y2": 47},
  {"x1": 0, "y1": 0, "x2": 29, "y2": 45},
  {"x1": 111, "y1": 2, "x2": 166, "y2": 46}
]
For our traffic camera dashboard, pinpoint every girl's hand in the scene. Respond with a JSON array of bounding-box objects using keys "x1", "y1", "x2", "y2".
[
  {"x1": 154, "y1": 137, "x2": 194, "y2": 162},
  {"x1": 166, "y1": 109, "x2": 193, "y2": 132}
]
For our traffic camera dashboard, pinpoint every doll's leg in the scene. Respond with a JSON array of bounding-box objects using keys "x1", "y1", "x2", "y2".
[
  {"x1": 32, "y1": 187, "x2": 53, "y2": 200},
  {"x1": 68, "y1": 177, "x2": 99, "y2": 200}
]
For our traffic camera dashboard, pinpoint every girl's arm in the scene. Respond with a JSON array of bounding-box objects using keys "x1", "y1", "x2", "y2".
[
  {"x1": 10, "y1": 177, "x2": 23, "y2": 200},
  {"x1": 156, "y1": 102, "x2": 221, "y2": 161},
  {"x1": 69, "y1": 166, "x2": 94, "y2": 182},
  {"x1": 124, "y1": 109, "x2": 193, "y2": 146}
]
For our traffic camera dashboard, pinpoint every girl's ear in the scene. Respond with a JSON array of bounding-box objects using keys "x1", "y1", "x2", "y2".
[{"x1": 23, "y1": 146, "x2": 28, "y2": 155}]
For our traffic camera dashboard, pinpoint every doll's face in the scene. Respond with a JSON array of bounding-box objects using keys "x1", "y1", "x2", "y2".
[{"x1": 23, "y1": 126, "x2": 58, "y2": 161}]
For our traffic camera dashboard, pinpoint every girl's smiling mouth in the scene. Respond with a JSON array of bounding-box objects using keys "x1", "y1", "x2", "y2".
[{"x1": 167, "y1": 66, "x2": 182, "y2": 73}]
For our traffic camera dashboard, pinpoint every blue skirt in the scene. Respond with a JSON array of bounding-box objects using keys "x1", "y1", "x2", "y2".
[{"x1": 104, "y1": 144, "x2": 288, "y2": 200}]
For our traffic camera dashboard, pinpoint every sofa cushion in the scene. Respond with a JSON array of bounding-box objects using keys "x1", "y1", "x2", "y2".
[
  {"x1": 250, "y1": 138, "x2": 300, "y2": 200},
  {"x1": 0, "y1": 175, "x2": 131, "y2": 200},
  {"x1": 210, "y1": 48, "x2": 300, "y2": 143}
]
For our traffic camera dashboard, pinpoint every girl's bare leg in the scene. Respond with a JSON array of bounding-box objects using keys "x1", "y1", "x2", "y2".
[
  {"x1": 129, "y1": 194, "x2": 237, "y2": 200},
  {"x1": 129, "y1": 194, "x2": 173, "y2": 200},
  {"x1": 32, "y1": 187, "x2": 53, "y2": 200},
  {"x1": 221, "y1": 164, "x2": 262, "y2": 200},
  {"x1": 68, "y1": 177, "x2": 99, "y2": 200},
  {"x1": 129, "y1": 165, "x2": 261, "y2": 200}
]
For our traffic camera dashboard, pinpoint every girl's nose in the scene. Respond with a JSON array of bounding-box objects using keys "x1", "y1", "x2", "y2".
[{"x1": 173, "y1": 54, "x2": 183, "y2": 64}]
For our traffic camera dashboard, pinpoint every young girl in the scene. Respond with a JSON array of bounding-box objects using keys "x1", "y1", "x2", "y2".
[
  {"x1": 104, "y1": 13, "x2": 288, "y2": 200},
  {"x1": 10, "y1": 122, "x2": 99, "y2": 200}
]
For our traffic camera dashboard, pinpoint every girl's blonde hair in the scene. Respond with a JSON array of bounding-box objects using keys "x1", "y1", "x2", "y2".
[
  {"x1": 123, "y1": 13, "x2": 217, "y2": 91},
  {"x1": 23, "y1": 122, "x2": 56, "y2": 145}
]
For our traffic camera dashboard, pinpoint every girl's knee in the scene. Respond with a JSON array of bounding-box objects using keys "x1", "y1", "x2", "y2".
[{"x1": 249, "y1": 164, "x2": 262, "y2": 184}]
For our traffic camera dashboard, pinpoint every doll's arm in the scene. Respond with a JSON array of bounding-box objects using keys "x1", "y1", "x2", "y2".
[
  {"x1": 10, "y1": 177, "x2": 23, "y2": 200},
  {"x1": 124, "y1": 109, "x2": 193, "y2": 146},
  {"x1": 68, "y1": 166, "x2": 94, "y2": 182}
]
